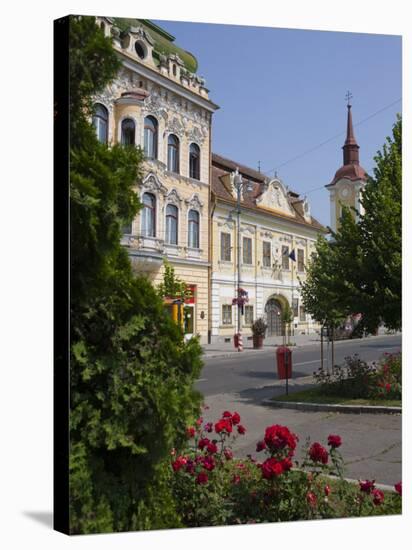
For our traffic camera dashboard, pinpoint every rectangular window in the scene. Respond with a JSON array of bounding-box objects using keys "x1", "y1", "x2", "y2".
[
  {"x1": 243, "y1": 237, "x2": 252, "y2": 265},
  {"x1": 222, "y1": 304, "x2": 232, "y2": 325},
  {"x1": 292, "y1": 298, "x2": 299, "y2": 318},
  {"x1": 262, "y1": 241, "x2": 271, "y2": 268},
  {"x1": 298, "y1": 249, "x2": 305, "y2": 272},
  {"x1": 299, "y1": 306, "x2": 306, "y2": 322},
  {"x1": 220, "y1": 232, "x2": 231, "y2": 262},
  {"x1": 244, "y1": 305, "x2": 254, "y2": 326},
  {"x1": 282, "y1": 245, "x2": 290, "y2": 270}
]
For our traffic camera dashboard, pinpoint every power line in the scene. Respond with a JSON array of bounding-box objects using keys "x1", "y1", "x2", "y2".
[{"x1": 261, "y1": 97, "x2": 402, "y2": 177}]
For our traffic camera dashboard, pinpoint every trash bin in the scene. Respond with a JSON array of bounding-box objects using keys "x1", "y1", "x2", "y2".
[{"x1": 276, "y1": 346, "x2": 292, "y2": 379}]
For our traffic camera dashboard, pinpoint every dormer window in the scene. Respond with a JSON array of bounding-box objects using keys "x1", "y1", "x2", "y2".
[{"x1": 135, "y1": 41, "x2": 147, "y2": 60}]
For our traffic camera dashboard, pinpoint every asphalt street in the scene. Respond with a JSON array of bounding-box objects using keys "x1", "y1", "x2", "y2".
[{"x1": 196, "y1": 334, "x2": 401, "y2": 396}]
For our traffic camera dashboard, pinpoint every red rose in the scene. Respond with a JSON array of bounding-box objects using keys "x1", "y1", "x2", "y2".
[
  {"x1": 359, "y1": 479, "x2": 375, "y2": 494},
  {"x1": 206, "y1": 441, "x2": 218, "y2": 454},
  {"x1": 185, "y1": 460, "x2": 195, "y2": 474},
  {"x1": 385, "y1": 383, "x2": 391, "y2": 392},
  {"x1": 264, "y1": 425, "x2": 297, "y2": 453},
  {"x1": 395, "y1": 481, "x2": 402, "y2": 496},
  {"x1": 231, "y1": 412, "x2": 241, "y2": 425},
  {"x1": 232, "y1": 475, "x2": 241, "y2": 485},
  {"x1": 256, "y1": 440, "x2": 267, "y2": 452},
  {"x1": 224, "y1": 448, "x2": 233, "y2": 460},
  {"x1": 198, "y1": 437, "x2": 210, "y2": 450},
  {"x1": 204, "y1": 422, "x2": 213, "y2": 433},
  {"x1": 281, "y1": 457, "x2": 293, "y2": 471},
  {"x1": 261, "y1": 458, "x2": 284, "y2": 479},
  {"x1": 171, "y1": 456, "x2": 187, "y2": 472},
  {"x1": 186, "y1": 426, "x2": 196, "y2": 438},
  {"x1": 324, "y1": 484, "x2": 331, "y2": 496},
  {"x1": 215, "y1": 419, "x2": 232, "y2": 434},
  {"x1": 306, "y1": 491, "x2": 317, "y2": 507},
  {"x1": 196, "y1": 472, "x2": 208, "y2": 484},
  {"x1": 222, "y1": 411, "x2": 232, "y2": 418},
  {"x1": 309, "y1": 442, "x2": 329, "y2": 464},
  {"x1": 237, "y1": 424, "x2": 246, "y2": 435},
  {"x1": 327, "y1": 434, "x2": 342, "y2": 448},
  {"x1": 202, "y1": 455, "x2": 215, "y2": 471},
  {"x1": 372, "y1": 488, "x2": 385, "y2": 505}
]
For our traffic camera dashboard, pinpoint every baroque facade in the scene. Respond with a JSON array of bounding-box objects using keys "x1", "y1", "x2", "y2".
[
  {"x1": 93, "y1": 17, "x2": 219, "y2": 344},
  {"x1": 210, "y1": 154, "x2": 326, "y2": 343}
]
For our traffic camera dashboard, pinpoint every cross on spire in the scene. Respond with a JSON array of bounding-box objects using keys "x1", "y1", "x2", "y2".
[{"x1": 345, "y1": 90, "x2": 353, "y2": 106}]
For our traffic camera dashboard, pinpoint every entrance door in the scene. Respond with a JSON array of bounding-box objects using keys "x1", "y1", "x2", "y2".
[
  {"x1": 265, "y1": 299, "x2": 283, "y2": 336},
  {"x1": 183, "y1": 304, "x2": 195, "y2": 341}
]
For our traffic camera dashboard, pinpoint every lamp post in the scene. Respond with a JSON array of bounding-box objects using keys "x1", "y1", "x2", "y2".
[{"x1": 230, "y1": 168, "x2": 254, "y2": 351}]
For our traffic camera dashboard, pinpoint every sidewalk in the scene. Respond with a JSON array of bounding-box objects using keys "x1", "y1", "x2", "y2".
[{"x1": 202, "y1": 327, "x2": 395, "y2": 358}]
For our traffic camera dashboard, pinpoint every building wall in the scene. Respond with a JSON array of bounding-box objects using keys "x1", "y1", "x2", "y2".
[
  {"x1": 210, "y1": 202, "x2": 320, "y2": 342},
  {"x1": 92, "y1": 18, "x2": 217, "y2": 344}
]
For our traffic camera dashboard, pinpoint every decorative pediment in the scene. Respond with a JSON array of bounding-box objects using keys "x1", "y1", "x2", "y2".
[
  {"x1": 141, "y1": 172, "x2": 168, "y2": 195},
  {"x1": 166, "y1": 117, "x2": 185, "y2": 138},
  {"x1": 255, "y1": 178, "x2": 295, "y2": 217},
  {"x1": 128, "y1": 25, "x2": 155, "y2": 46},
  {"x1": 260, "y1": 230, "x2": 274, "y2": 239},
  {"x1": 240, "y1": 225, "x2": 256, "y2": 235},
  {"x1": 185, "y1": 193, "x2": 204, "y2": 211},
  {"x1": 166, "y1": 188, "x2": 183, "y2": 206},
  {"x1": 186, "y1": 125, "x2": 207, "y2": 145}
]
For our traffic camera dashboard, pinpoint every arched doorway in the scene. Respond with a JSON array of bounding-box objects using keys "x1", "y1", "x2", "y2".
[{"x1": 265, "y1": 298, "x2": 284, "y2": 336}]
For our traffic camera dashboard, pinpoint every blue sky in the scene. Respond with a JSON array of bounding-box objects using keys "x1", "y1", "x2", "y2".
[{"x1": 154, "y1": 19, "x2": 401, "y2": 227}]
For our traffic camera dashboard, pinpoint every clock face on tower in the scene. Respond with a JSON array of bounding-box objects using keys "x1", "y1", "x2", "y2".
[{"x1": 339, "y1": 184, "x2": 350, "y2": 199}]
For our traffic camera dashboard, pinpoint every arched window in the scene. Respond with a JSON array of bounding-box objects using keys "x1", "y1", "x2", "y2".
[
  {"x1": 188, "y1": 209, "x2": 199, "y2": 249},
  {"x1": 92, "y1": 103, "x2": 108, "y2": 144},
  {"x1": 189, "y1": 143, "x2": 200, "y2": 180},
  {"x1": 165, "y1": 204, "x2": 178, "y2": 245},
  {"x1": 144, "y1": 116, "x2": 158, "y2": 159},
  {"x1": 141, "y1": 192, "x2": 156, "y2": 237},
  {"x1": 167, "y1": 134, "x2": 179, "y2": 173},
  {"x1": 121, "y1": 118, "x2": 135, "y2": 146}
]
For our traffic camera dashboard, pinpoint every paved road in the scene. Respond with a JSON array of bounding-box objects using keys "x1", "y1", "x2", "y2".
[
  {"x1": 195, "y1": 334, "x2": 402, "y2": 486},
  {"x1": 196, "y1": 334, "x2": 401, "y2": 396}
]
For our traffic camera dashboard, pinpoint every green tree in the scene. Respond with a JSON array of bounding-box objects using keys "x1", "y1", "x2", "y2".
[
  {"x1": 301, "y1": 116, "x2": 401, "y2": 334},
  {"x1": 69, "y1": 16, "x2": 203, "y2": 534}
]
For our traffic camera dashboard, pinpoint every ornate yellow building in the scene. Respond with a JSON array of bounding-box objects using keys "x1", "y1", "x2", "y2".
[
  {"x1": 210, "y1": 154, "x2": 326, "y2": 343},
  {"x1": 92, "y1": 18, "x2": 219, "y2": 344}
]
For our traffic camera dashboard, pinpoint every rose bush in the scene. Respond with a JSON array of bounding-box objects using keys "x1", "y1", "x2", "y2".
[{"x1": 167, "y1": 409, "x2": 402, "y2": 526}]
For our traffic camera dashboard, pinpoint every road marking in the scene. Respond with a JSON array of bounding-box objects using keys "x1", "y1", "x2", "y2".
[{"x1": 293, "y1": 360, "x2": 320, "y2": 366}]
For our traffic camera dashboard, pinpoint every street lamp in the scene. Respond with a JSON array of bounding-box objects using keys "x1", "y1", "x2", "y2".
[{"x1": 230, "y1": 168, "x2": 254, "y2": 351}]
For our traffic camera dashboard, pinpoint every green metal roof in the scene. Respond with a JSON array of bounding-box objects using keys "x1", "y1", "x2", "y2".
[{"x1": 112, "y1": 18, "x2": 198, "y2": 74}]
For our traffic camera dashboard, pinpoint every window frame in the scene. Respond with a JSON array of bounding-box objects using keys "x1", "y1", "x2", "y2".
[
  {"x1": 222, "y1": 304, "x2": 233, "y2": 325},
  {"x1": 189, "y1": 143, "x2": 201, "y2": 180},
  {"x1": 262, "y1": 241, "x2": 271, "y2": 268},
  {"x1": 244, "y1": 305, "x2": 254, "y2": 326},
  {"x1": 92, "y1": 103, "x2": 108, "y2": 144},
  {"x1": 188, "y1": 209, "x2": 200, "y2": 249},
  {"x1": 121, "y1": 118, "x2": 136, "y2": 146},
  {"x1": 141, "y1": 192, "x2": 156, "y2": 237},
  {"x1": 143, "y1": 115, "x2": 158, "y2": 159},
  {"x1": 165, "y1": 203, "x2": 178, "y2": 245},
  {"x1": 297, "y1": 248, "x2": 305, "y2": 272},
  {"x1": 220, "y1": 232, "x2": 231, "y2": 262},
  {"x1": 167, "y1": 134, "x2": 180, "y2": 173},
  {"x1": 243, "y1": 236, "x2": 253, "y2": 265},
  {"x1": 282, "y1": 245, "x2": 290, "y2": 270},
  {"x1": 299, "y1": 305, "x2": 306, "y2": 322}
]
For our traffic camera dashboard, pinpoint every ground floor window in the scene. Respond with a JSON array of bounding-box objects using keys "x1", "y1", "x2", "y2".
[
  {"x1": 299, "y1": 306, "x2": 306, "y2": 322},
  {"x1": 244, "y1": 305, "x2": 254, "y2": 326},
  {"x1": 292, "y1": 298, "x2": 299, "y2": 318},
  {"x1": 222, "y1": 304, "x2": 233, "y2": 325}
]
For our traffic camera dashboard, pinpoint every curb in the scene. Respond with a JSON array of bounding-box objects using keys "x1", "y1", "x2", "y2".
[{"x1": 262, "y1": 398, "x2": 402, "y2": 415}]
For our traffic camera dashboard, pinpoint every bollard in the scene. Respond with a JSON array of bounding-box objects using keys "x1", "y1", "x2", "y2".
[{"x1": 238, "y1": 332, "x2": 243, "y2": 352}]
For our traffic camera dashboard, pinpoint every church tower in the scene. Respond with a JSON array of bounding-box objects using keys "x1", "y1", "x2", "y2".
[{"x1": 326, "y1": 95, "x2": 367, "y2": 232}]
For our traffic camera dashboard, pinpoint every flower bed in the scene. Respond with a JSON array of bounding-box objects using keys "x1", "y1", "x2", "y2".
[
  {"x1": 313, "y1": 352, "x2": 401, "y2": 401},
  {"x1": 169, "y1": 409, "x2": 401, "y2": 527}
]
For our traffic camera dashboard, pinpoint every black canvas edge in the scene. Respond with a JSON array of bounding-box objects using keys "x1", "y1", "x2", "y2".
[{"x1": 53, "y1": 15, "x2": 70, "y2": 536}]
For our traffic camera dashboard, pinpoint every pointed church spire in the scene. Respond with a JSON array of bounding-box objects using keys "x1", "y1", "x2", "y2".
[{"x1": 342, "y1": 92, "x2": 360, "y2": 166}]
